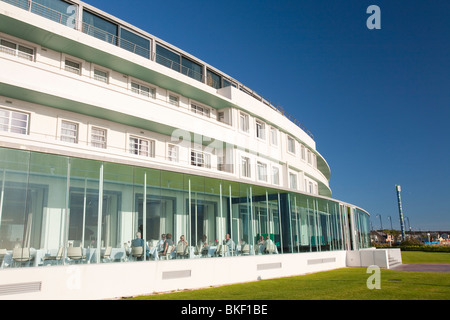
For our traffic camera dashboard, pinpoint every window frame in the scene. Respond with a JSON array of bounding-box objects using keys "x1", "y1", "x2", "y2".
[
  {"x1": 129, "y1": 135, "x2": 155, "y2": 157},
  {"x1": 64, "y1": 58, "x2": 81, "y2": 75},
  {"x1": 90, "y1": 126, "x2": 107, "y2": 149},
  {"x1": 239, "y1": 112, "x2": 249, "y2": 133},
  {"x1": 190, "y1": 149, "x2": 211, "y2": 168},
  {"x1": 241, "y1": 156, "x2": 251, "y2": 178},
  {"x1": 60, "y1": 120, "x2": 79, "y2": 144},
  {"x1": 191, "y1": 103, "x2": 210, "y2": 118},
  {"x1": 255, "y1": 120, "x2": 266, "y2": 140},
  {"x1": 257, "y1": 161, "x2": 267, "y2": 182},
  {"x1": 0, "y1": 38, "x2": 35, "y2": 61},
  {"x1": 168, "y1": 144, "x2": 179, "y2": 162},
  {"x1": 289, "y1": 172, "x2": 298, "y2": 190},
  {"x1": 0, "y1": 107, "x2": 30, "y2": 135},
  {"x1": 287, "y1": 135, "x2": 296, "y2": 154}
]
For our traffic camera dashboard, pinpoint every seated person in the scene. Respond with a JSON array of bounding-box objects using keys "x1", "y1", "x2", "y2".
[
  {"x1": 162, "y1": 233, "x2": 174, "y2": 257},
  {"x1": 223, "y1": 234, "x2": 235, "y2": 255},
  {"x1": 263, "y1": 236, "x2": 274, "y2": 254},
  {"x1": 176, "y1": 235, "x2": 189, "y2": 258},
  {"x1": 200, "y1": 234, "x2": 209, "y2": 256},
  {"x1": 131, "y1": 232, "x2": 149, "y2": 259},
  {"x1": 156, "y1": 234, "x2": 166, "y2": 255}
]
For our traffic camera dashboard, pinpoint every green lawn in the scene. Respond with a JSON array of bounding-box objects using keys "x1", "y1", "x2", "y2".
[
  {"x1": 127, "y1": 251, "x2": 450, "y2": 300},
  {"x1": 401, "y1": 251, "x2": 450, "y2": 264}
]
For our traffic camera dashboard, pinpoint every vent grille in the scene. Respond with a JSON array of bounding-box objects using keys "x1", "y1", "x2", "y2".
[
  {"x1": 307, "y1": 257, "x2": 336, "y2": 265},
  {"x1": 0, "y1": 281, "x2": 42, "y2": 296},
  {"x1": 162, "y1": 270, "x2": 191, "y2": 280},
  {"x1": 257, "y1": 262, "x2": 282, "y2": 270}
]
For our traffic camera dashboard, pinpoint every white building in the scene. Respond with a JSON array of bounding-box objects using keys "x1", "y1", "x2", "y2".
[{"x1": 0, "y1": 0, "x2": 371, "y2": 299}]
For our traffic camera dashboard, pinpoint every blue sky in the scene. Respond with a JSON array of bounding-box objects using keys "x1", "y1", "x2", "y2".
[{"x1": 84, "y1": 0, "x2": 449, "y2": 231}]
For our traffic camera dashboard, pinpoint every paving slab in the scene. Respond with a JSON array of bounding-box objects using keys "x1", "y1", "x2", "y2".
[{"x1": 391, "y1": 263, "x2": 450, "y2": 272}]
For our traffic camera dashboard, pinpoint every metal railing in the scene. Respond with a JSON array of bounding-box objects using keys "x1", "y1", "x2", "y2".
[{"x1": 1, "y1": 0, "x2": 314, "y2": 140}]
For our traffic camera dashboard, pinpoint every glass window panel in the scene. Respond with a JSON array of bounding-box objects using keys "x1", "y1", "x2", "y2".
[
  {"x1": 28, "y1": 152, "x2": 68, "y2": 254},
  {"x1": 82, "y1": 10, "x2": 118, "y2": 44},
  {"x1": 31, "y1": 0, "x2": 76, "y2": 27},
  {"x1": 68, "y1": 158, "x2": 101, "y2": 250},
  {"x1": 181, "y1": 57, "x2": 203, "y2": 82},
  {"x1": 0, "y1": 148, "x2": 30, "y2": 253},
  {"x1": 156, "y1": 44, "x2": 180, "y2": 72},
  {"x1": 2, "y1": 0, "x2": 29, "y2": 10},
  {"x1": 207, "y1": 70, "x2": 221, "y2": 89},
  {"x1": 119, "y1": 28, "x2": 150, "y2": 59}
]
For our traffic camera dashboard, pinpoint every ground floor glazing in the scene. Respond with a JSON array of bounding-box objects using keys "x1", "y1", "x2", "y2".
[{"x1": 0, "y1": 147, "x2": 370, "y2": 268}]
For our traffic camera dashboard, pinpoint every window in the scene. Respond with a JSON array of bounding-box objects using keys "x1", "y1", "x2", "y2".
[
  {"x1": 169, "y1": 94, "x2": 179, "y2": 106},
  {"x1": 156, "y1": 44, "x2": 180, "y2": 72},
  {"x1": 287, "y1": 136, "x2": 295, "y2": 154},
  {"x1": 307, "y1": 150, "x2": 312, "y2": 165},
  {"x1": 257, "y1": 162, "x2": 267, "y2": 182},
  {"x1": 65, "y1": 59, "x2": 81, "y2": 75},
  {"x1": 191, "y1": 150, "x2": 211, "y2": 168},
  {"x1": 131, "y1": 82, "x2": 155, "y2": 98},
  {"x1": 91, "y1": 127, "x2": 107, "y2": 149},
  {"x1": 270, "y1": 127, "x2": 278, "y2": 146},
  {"x1": 241, "y1": 156, "x2": 251, "y2": 178},
  {"x1": 129, "y1": 136, "x2": 154, "y2": 157},
  {"x1": 0, "y1": 107, "x2": 29, "y2": 135},
  {"x1": 94, "y1": 69, "x2": 108, "y2": 83},
  {"x1": 0, "y1": 39, "x2": 34, "y2": 61},
  {"x1": 206, "y1": 69, "x2": 221, "y2": 89},
  {"x1": 255, "y1": 120, "x2": 265, "y2": 140},
  {"x1": 181, "y1": 57, "x2": 203, "y2": 82},
  {"x1": 206, "y1": 69, "x2": 235, "y2": 89},
  {"x1": 60, "y1": 120, "x2": 78, "y2": 143},
  {"x1": 168, "y1": 144, "x2": 179, "y2": 162},
  {"x1": 30, "y1": 0, "x2": 77, "y2": 28},
  {"x1": 191, "y1": 103, "x2": 210, "y2": 118},
  {"x1": 82, "y1": 10, "x2": 118, "y2": 44},
  {"x1": 289, "y1": 173, "x2": 297, "y2": 190},
  {"x1": 301, "y1": 144, "x2": 306, "y2": 161},
  {"x1": 119, "y1": 28, "x2": 150, "y2": 59},
  {"x1": 272, "y1": 166, "x2": 279, "y2": 185},
  {"x1": 239, "y1": 112, "x2": 249, "y2": 133}
]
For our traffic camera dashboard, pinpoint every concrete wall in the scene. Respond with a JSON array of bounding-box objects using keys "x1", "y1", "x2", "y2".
[{"x1": 346, "y1": 248, "x2": 402, "y2": 269}]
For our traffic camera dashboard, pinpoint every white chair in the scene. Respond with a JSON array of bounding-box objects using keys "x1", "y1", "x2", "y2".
[
  {"x1": 67, "y1": 247, "x2": 86, "y2": 264},
  {"x1": 43, "y1": 247, "x2": 65, "y2": 265},
  {"x1": 241, "y1": 244, "x2": 250, "y2": 255},
  {"x1": 101, "y1": 246, "x2": 112, "y2": 262},
  {"x1": 12, "y1": 248, "x2": 32, "y2": 267},
  {"x1": 176, "y1": 242, "x2": 189, "y2": 259},
  {"x1": 160, "y1": 245, "x2": 173, "y2": 260},
  {"x1": 131, "y1": 246, "x2": 144, "y2": 261}
]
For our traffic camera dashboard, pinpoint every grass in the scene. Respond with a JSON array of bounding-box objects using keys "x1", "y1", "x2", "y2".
[
  {"x1": 126, "y1": 251, "x2": 450, "y2": 300},
  {"x1": 401, "y1": 251, "x2": 450, "y2": 264}
]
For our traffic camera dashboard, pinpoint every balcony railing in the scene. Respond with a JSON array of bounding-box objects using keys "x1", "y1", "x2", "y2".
[{"x1": 1, "y1": 0, "x2": 315, "y2": 140}]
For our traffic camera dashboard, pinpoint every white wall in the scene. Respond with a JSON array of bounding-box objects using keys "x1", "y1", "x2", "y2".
[{"x1": 0, "y1": 251, "x2": 347, "y2": 300}]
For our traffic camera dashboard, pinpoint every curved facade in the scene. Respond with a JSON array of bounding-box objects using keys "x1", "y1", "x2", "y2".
[{"x1": 0, "y1": 0, "x2": 370, "y2": 299}]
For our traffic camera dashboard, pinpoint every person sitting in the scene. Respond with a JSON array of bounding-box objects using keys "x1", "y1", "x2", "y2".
[
  {"x1": 161, "y1": 233, "x2": 174, "y2": 258},
  {"x1": 200, "y1": 234, "x2": 209, "y2": 257},
  {"x1": 263, "y1": 236, "x2": 274, "y2": 254},
  {"x1": 131, "y1": 232, "x2": 149, "y2": 260},
  {"x1": 223, "y1": 234, "x2": 235, "y2": 256},
  {"x1": 156, "y1": 234, "x2": 166, "y2": 255},
  {"x1": 176, "y1": 235, "x2": 189, "y2": 258}
]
